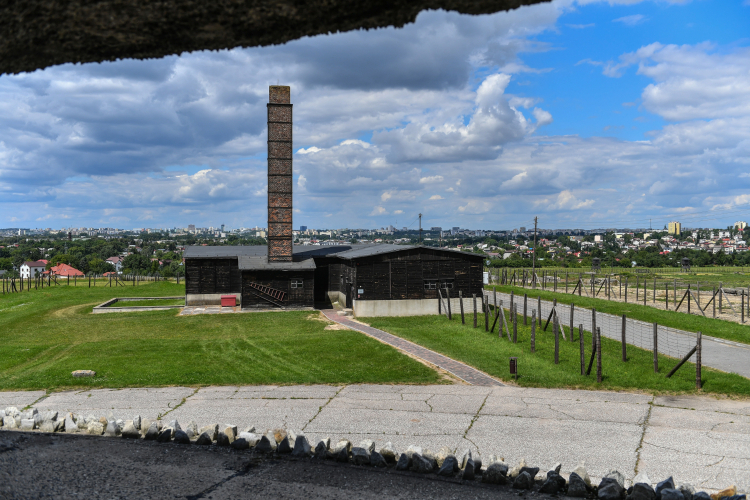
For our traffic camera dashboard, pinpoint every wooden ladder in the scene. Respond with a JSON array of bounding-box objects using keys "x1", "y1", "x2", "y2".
[{"x1": 246, "y1": 282, "x2": 286, "y2": 304}]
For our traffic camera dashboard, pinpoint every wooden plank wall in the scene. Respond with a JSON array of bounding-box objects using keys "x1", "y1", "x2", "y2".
[
  {"x1": 185, "y1": 258, "x2": 241, "y2": 294},
  {"x1": 351, "y1": 249, "x2": 482, "y2": 301}
]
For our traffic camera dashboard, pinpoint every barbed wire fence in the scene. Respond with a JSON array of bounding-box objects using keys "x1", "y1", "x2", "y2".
[
  {"x1": 479, "y1": 289, "x2": 703, "y2": 388},
  {"x1": 488, "y1": 267, "x2": 749, "y2": 324}
]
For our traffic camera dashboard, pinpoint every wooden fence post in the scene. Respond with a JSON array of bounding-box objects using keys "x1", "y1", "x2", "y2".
[
  {"x1": 719, "y1": 282, "x2": 723, "y2": 312},
  {"x1": 459, "y1": 291, "x2": 465, "y2": 325},
  {"x1": 473, "y1": 294, "x2": 477, "y2": 328},
  {"x1": 712, "y1": 286, "x2": 716, "y2": 318},
  {"x1": 696, "y1": 331, "x2": 702, "y2": 389},
  {"x1": 531, "y1": 310, "x2": 536, "y2": 353},
  {"x1": 484, "y1": 296, "x2": 489, "y2": 332},
  {"x1": 653, "y1": 277, "x2": 656, "y2": 303},
  {"x1": 621, "y1": 314, "x2": 627, "y2": 361},
  {"x1": 591, "y1": 308, "x2": 597, "y2": 350},
  {"x1": 673, "y1": 279, "x2": 677, "y2": 308},
  {"x1": 554, "y1": 315, "x2": 559, "y2": 364},
  {"x1": 569, "y1": 303, "x2": 575, "y2": 342},
  {"x1": 653, "y1": 322, "x2": 658, "y2": 373},
  {"x1": 513, "y1": 305, "x2": 518, "y2": 343},
  {"x1": 625, "y1": 278, "x2": 628, "y2": 303},
  {"x1": 687, "y1": 284, "x2": 691, "y2": 314},
  {"x1": 665, "y1": 283, "x2": 669, "y2": 310},
  {"x1": 446, "y1": 287, "x2": 452, "y2": 320},
  {"x1": 565, "y1": 272, "x2": 568, "y2": 293},
  {"x1": 537, "y1": 296, "x2": 542, "y2": 326},
  {"x1": 523, "y1": 294, "x2": 528, "y2": 326},
  {"x1": 742, "y1": 290, "x2": 745, "y2": 324},
  {"x1": 596, "y1": 327, "x2": 602, "y2": 383},
  {"x1": 579, "y1": 324, "x2": 584, "y2": 375}
]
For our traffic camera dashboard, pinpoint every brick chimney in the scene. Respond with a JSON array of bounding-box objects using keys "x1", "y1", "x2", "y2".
[{"x1": 267, "y1": 85, "x2": 293, "y2": 262}]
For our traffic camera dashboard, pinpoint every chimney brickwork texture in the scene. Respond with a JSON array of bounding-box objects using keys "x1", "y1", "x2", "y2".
[{"x1": 267, "y1": 85, "x2": 293, "y2": 262}]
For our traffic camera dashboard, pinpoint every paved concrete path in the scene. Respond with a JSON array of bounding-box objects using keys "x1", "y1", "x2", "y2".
[
  {"x1": 321, "y1": 309, "x2": 502, "y2": 386},
  {"x1": 3, "y1": 386, "x2": 749, "y2": 493},
  {"x1": 486, "y1": 290, "x2": 750, "y2": 379}
]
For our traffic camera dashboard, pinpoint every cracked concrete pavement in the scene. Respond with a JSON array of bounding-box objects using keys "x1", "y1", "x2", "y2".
[{"x1": 3, "y1": 385, "x2": 749, "y2": 493}]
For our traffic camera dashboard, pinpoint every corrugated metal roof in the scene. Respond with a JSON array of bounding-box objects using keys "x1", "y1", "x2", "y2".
[{"x1": 238, "y1": 256, "x2": 316, "y2": 271}]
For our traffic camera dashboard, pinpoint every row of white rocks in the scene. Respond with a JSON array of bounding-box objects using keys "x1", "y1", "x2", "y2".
[{"x1": 1, "y1": 406, "x2": 743, "y2": 500}]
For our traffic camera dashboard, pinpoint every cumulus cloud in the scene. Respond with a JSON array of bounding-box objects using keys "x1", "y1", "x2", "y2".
[{"x1": 1, "y1": 2, "x2": 749, "y2": 230}]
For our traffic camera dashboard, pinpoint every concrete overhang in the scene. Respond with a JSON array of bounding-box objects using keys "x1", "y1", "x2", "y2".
[{"x1": 1, "y1": 0, "x2": 550, "y2": 75}]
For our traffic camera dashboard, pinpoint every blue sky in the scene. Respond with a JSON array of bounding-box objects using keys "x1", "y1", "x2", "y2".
[{"x1": 0, "y1": 0, "x2": 749, "y2": 231}]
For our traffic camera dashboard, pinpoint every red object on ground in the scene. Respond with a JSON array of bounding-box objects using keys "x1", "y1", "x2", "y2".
[{"x1": 221, "y1": 295, "x2": 236, "y2": 307}]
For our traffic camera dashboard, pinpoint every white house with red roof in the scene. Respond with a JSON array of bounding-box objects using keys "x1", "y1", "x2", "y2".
[{"x1": 20, "y1": 260, "x2": 47, "y2": 278}]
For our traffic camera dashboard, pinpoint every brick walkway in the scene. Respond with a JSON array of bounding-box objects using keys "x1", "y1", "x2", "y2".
[{"x1": 321, "y1": 309, "x2": 503, "y2": 386}]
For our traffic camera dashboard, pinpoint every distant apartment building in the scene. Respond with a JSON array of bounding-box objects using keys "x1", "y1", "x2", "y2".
[
  {"x1": 735, "y1": 221, "x2": 747, "y2": 230},
  {"x1": 299, "y1": 225, "x2": 307, "y2": 232},
  {"x1": 187, "y1": 224, "x2": 196, "y2": 232},
  {"x1": 668, "y1": 221, "x2": 681, "y2": 236},
  {"x1": 519, "y1": 227, "x2": 526, "y2": 232}
]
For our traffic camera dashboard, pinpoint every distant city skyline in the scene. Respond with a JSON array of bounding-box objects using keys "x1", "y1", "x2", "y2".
[{"x1": 1, "y1": 1, "x2": 748, "y2": 230}]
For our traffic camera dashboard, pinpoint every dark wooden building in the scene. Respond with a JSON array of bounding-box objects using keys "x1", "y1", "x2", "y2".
[{"x1": 183, "y1": 244, "x2": 484, "y2": 315}]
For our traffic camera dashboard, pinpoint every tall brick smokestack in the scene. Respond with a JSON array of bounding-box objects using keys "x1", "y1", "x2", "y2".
[{"x1": 267, "y1": 85, "x2": 293, "y2": 262}]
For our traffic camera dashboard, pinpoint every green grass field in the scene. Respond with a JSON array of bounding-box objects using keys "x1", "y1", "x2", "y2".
[
  {"x1": 365, "y1": 312, "x2": 750, "y2": 396},
  {"x1": 486, "y1": 285, "x2": 750, "y2": 346},
  {"x1": 0, "y1": 282, "x2": 441, "y2": 390}
]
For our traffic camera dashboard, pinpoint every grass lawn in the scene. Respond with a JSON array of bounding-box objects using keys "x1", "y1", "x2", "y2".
[
  {"x1": 486, "y1": 285, "x2": 750, "y2": 346},
  {"x1": 365, "y1": 311, "x2": 750, "y2": 396},
  {"x1": 0, "y1": 282, "x2": 441, "y2": 390}
]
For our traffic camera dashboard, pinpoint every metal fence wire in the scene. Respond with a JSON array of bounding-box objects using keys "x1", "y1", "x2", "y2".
[{"x1": 488, "y1": 291, "x2": 698, "y2": 361}]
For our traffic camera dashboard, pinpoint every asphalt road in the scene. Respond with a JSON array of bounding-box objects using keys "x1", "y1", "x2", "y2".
[{"x1": 0, "y1": 432, "x2": 537, "y2": 500}]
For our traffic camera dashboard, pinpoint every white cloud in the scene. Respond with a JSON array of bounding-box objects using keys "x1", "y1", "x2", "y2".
[
  {"x1": 612, "y1": 14, "x2": 647, "y2": 26},
  {"x1": 370, "y1": 206, "x2": 387, "y2": 216},
  {"x1": 429, "y1": 195, "x2": 444, "y2": 200},
  {"x1": 419, "y1": 175, "x2": 444, "y2": 184}
]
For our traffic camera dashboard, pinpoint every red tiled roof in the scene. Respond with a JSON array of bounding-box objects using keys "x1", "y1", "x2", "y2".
[{"x1": 49, "y1": 263, "x2": 84, "y2": 277}]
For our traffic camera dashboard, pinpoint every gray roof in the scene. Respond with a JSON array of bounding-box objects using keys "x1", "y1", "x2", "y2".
[
  {"x1": 333, "y1": 244, "x2": 416, "y2": 259},
  {"x1": 184, "y1": 243, "x2": 482, "y2": 262},
  {"x1": 333, "y1": 244, "x2": 484, "y2": 260},
  {"x1": 183, "y1": 246, "x2": 267, "y2": 258},
  {"x1": 238, "y1": 256, "x2": 316, "y2": 271}
]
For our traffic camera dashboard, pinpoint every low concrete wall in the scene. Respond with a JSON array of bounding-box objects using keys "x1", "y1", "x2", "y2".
[
  {"x1": 352, "y1": 297, "x2": 472, "y2": 317},
  {"x1": 327, "y1": 291, "x2": 346, "y2": 306},
  {"x1": 92, "y1": 296, "x2": 185, "y2": 314},
  {"x1": 186, "y1": 293, "x2": 241, "y2": 306}
]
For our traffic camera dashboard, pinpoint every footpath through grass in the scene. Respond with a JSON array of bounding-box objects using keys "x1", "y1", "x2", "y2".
[
  {"x1": 486, "y1": 285, "x2": 750, "y2": 346},
  {"x1": 365, "y1": 311, "x2": 750, "y2": 396},
  {"x1": 0, "y1": 282, "x2": 440, "y2": 390}
]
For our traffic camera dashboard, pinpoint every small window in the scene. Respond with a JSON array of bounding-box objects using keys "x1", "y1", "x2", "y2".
[
  {"x1": 291, "y1": 279, "x2": 304, "y2": 289},
  {"x1": 423, "y1": 280, "x2": 438, "y2": 290},
  {"x1": 440, "y1": 280, "x2": 454, "y2": 289}
]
